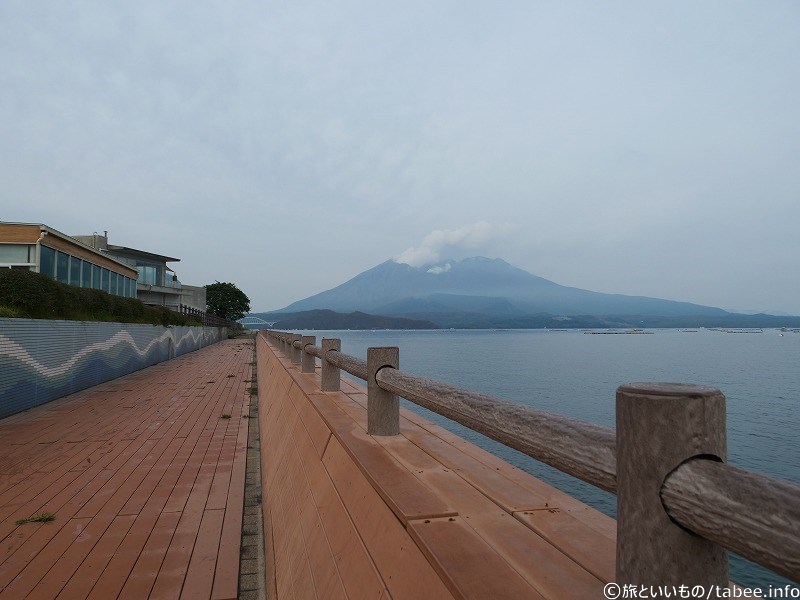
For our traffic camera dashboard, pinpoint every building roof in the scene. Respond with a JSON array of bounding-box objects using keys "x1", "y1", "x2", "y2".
[
  {"x1": 0, "y1": 222, "x2": 138, "y2": 276},
  {"x1": 106, "y1": 245, "x2": 180, "y2": 264}
]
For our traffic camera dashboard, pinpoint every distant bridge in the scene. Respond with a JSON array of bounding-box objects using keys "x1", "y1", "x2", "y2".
[{"x1": 238, "y1": 316, "x2": 277, "y2": 328}]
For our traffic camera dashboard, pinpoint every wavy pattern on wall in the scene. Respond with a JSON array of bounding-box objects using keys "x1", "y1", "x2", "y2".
[
  {"x1": 0, "y1": 330, "x2": 171, "y2": 378},
  {"x1": 0, "y1": 319, "x2": 226, "y2": 419}
]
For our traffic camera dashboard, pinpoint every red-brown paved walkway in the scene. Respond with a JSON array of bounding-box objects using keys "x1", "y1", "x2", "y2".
[{"x1": 0, "y1": 338, "x2": 253, "y2": 600}]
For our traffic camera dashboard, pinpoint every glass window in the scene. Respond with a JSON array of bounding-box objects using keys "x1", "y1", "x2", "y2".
[
  {"x1": 40, "y1": 246, "x2": 56, "y2": 278},
  {"x1": 92, "y1": 264, "x2": 101, "y2": 289},
  {"x1": 56, "y1": 252, "x2": 69, "y2": 284},
  {"x1": 101, "y1": 268, "x2": 109, "y2": 292},
  {"x1": 110, "y1": 272, "x2": 118, "y2": 296},
  {"x1": 0, "y1": 244, "x2": 32, "y2": 263},
  {"x1": 81, "y1": 261, "x2": 91, "y2": 287},
  {"x1": 137, "y1": 265, "x2": 157, "y2": 285},
  {"x1": 69, "y1": 256, "x2": 81, "y2": 286},
  {"x1": 130, "y1": 278, "x2": 137, "y2": 298}
]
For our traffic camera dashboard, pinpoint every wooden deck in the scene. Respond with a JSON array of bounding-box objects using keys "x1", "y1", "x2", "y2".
[
  {"x1": 257, "y1": 334, "x2": 617, "y2": 599},
  {"x1": 0, "y1": 338, "x2": 253, "y2": 600}
]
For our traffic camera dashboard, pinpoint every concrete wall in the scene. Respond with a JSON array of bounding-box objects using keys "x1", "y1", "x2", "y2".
[
  {"x1": 180, "y1": 284, "x2": 207, "y2": 311},
  {"x1": 136, "y1": 286, "x2": 183, "y2": 309},
  {"x1": 0, "y1": 317, "x2": 227, "y2": 419}
]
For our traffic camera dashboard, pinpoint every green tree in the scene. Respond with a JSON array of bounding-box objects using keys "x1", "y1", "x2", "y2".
[{"x1": 205, "y1": 281, "x2": 250, "y2": 321}]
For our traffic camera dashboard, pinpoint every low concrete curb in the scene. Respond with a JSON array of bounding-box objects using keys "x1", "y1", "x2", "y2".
[{"x1": 239, "y1": 340, "x2": 267, "y2": 600}]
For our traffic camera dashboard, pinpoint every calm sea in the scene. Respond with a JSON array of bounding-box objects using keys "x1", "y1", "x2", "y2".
[{"x1": 293, "y1": 328, "x2": 799, "y2": 590}]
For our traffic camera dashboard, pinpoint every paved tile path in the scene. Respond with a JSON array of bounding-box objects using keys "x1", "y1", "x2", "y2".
[{"x1": 0, "y1": 338, "x2": 253, "y2": 600}]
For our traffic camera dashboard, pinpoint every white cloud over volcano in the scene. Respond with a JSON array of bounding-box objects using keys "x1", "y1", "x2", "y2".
[{"x1": 395, "y1": 221, "x2": 514, "y2": 268}]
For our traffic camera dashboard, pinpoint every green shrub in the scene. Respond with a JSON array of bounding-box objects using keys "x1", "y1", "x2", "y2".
[
  {"x1": 0, "y1": 269, "x2": 64, "y2": 318},
  {"x1": 0, "y1": 306, "x2": 28, "y2": 318},
  {"x1": 0, "y1": 270, "x2": 198, "y2": 326}
]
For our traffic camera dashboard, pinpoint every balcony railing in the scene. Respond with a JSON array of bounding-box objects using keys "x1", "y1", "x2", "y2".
[
  {"x1": 179, "y1": 304, "x2": 240, "y2": 328},
  {"x1": 263, "y1": 329, "x2": 800, "y2": 586}
]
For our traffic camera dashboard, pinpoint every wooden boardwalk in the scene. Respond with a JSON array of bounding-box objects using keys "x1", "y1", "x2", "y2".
[{"x1": 0, "y1": 338, "x2": 253, "y2": 600}]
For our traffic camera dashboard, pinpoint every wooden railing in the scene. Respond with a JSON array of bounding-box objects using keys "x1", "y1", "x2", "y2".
[
  {"x1": 179, "y1": 304, "x2": 240, "y2": 328},
  {"x1": 262, "y1": 329, "x2": 800, "y2": 586}
]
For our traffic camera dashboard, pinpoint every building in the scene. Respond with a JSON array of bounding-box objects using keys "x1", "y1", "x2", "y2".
[
  {"x1": 0, "y1": 222, "x2": 139, "y2": 297},
  {"x1": 0, "y1": 222, "x2": 206, "y2": 311},
  {"x1": 73, "y1": 232, "x2": 206, "y2": 312}
]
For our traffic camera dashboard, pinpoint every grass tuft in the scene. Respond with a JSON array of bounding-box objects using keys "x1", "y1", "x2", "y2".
[
  {"x1": 220, "y1": 413, "x2": 232, "y2": 419},
  {"x1": 16, "y1": 513, "x2": 56, "y2": 525}
]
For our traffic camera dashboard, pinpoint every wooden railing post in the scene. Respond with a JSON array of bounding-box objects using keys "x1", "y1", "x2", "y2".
[
  {"x1": 301, "y1": 335, "x2": 316, "y2": 373},
  {"x1": 616, "y1": 383, "x2": 728, "y2": 585},
  {"x1": 321, "y1": 338, "x2": 341, "y2": 391},
  {"x1": 290, "y1": 334, "x2": 301, "y2": 364},
  {"x1": 367, "y1": 347, "x2": 399, "y2": 436}
]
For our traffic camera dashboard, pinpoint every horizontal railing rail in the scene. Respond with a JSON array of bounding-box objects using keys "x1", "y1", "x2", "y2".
[
  {"x1": 662, "y1": 459, "x2": 800, "y2": 581},
  {"x1": 263, "y1": 329, "x2": 800, "y2": 585},
  {"x1": 375, "y1": 367, "x2": 617, "y2": 493}
]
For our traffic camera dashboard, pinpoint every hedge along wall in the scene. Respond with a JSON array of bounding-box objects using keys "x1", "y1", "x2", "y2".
[{"x1": 0, "y1": 318, "x2": 228, "y2": 419}]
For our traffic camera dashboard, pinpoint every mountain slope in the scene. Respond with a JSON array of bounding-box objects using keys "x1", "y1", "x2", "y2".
[{"x1": 279, "y1": 257, "x2": 729, "y2": 318}]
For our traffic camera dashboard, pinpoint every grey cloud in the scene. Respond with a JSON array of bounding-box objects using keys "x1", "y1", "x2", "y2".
[{"x1": 1, "y1": 1, "x2": 798, "y2": 312}]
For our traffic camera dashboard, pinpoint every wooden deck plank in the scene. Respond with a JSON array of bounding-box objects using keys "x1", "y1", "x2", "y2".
[
  {"x1": 399, "y1": 404, "x2": 618, "y2": 539},
  {"x1": 180, "y1": 509, "x2": 225, "y2": 600},
  {"x1": 0, "y1": 403, "x2": 159, "y2": 513},
  {"x1": 85, "y1": 512, "x2": 161, "y2": 600},
  {"x1": 295, "y1": 391, "x2": 332, "y2": 459},
  {"x1": 55, "y1": 514, "x2": 137, "y2": 599},
  {"x1": 343, "y1": 391, "x2": 555, "y2": 513},
  {"x1": 514, "y1": 508, "x2": 615, "y2": 582},
  {"x1": 118, "y1": 511, "x2": 182, "y2": 600},
  {"x1": 0, "y1": 441, "x2": 132, "y2": 566},
  {"x1": 25, "y1": 513, "x2": 115, "y2": 600},
  {"x1": 0, "y1": 338, "x2": 252, "y2": 600},
  {"x1": 306, "y1": 469, "x2": 386, "y2": 600},
  {"x1": 211, "y1": 413, "x2": 248, "y2": 600},
  {"x1": 322, "y1": 437, "x2": 455, "y2": 600},
  {"x1": 0, "y1": 517, "x2": 92, "y2": 600},
  {"x1": 370, "y1": 430, "x2": 609, "y2": 597},
  {"x1": 309, "y1": 392, "x2": 457, "y2": 523},
  {"x1": 344, "y1": 384, "x2": 617, "y2": 541},
  {"x1": 286, "y1": 411, "x2": 347, "y2": 600},
  {"x1": 287, "y1": 423, "x2": 388, "y2": 599},
  {"x1": 408, "y1": 516, "x2": 544, "y2": 600}
]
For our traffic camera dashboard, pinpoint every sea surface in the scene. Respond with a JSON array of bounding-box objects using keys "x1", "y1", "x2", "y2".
[{"x1": 292, "y1": 327, "x2": 799, "y2": 591}]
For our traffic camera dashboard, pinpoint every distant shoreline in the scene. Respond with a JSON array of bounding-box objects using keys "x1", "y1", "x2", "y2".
[{"x1": 245, "y1": 308, "x2": 800, "y2": 331}]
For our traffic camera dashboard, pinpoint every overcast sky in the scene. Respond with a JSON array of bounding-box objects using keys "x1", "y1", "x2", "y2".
[{"x1": 2, "y1": 2, "x2": 798, "y2": 314}]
